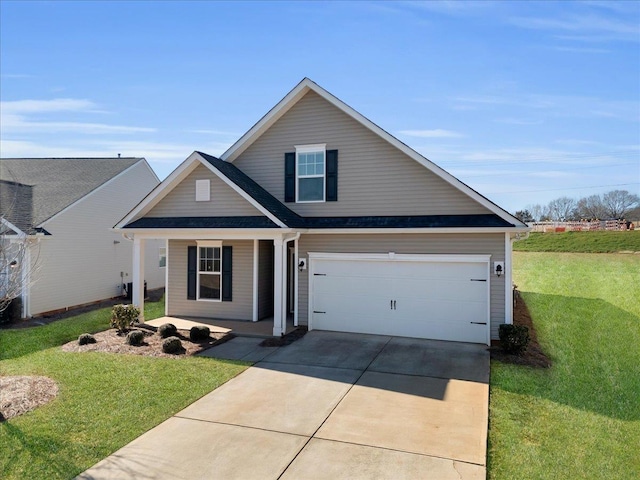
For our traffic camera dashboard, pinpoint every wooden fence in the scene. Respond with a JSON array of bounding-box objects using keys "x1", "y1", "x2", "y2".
[{"x1": 529, "y1": 220, "x2": 635, "y2": 233}]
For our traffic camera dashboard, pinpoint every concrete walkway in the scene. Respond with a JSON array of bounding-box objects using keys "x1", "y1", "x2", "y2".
[{"x1": 78, "y1": 332, "x2": 489, "y2": 480}]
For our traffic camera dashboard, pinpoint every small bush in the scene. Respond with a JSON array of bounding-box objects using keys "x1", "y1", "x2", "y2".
[
  {"x1": 110, "y1": 304, "x2": 140, "y2": 333},
  {"x1": 0, "y1": 297, "x2": 23, "y2": 325},
  {"x1": 158, "y1": 323, "x2": 178, "y2": 338},
  {"x1": 162, "y1": 336, "x2": 183, "y2": 354},
  {"x1": 189, "y1": 325, "x2": 210, "y2": 341},
  {"x1": 499, "y1": 324, "x2": 530, "y2": 355},
  {"x1": 78, "y1": 333, "x2": 96, "y2": 345},
  {"x1": 125, "y1": 330, "x2": 145, "y2": 346}
]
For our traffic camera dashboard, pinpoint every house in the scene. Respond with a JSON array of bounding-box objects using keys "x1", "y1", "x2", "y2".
[
  {"x1": 0, "y1": 157, "x2": 165, "y2": 318},
  {"x1": 115, "y1": 79, "x2": 529, "y2": 345}
]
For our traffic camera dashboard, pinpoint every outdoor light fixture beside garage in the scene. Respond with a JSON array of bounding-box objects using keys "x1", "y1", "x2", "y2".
[{"x1": 494, "y1": 262, "x2": 504, "y2": 277}]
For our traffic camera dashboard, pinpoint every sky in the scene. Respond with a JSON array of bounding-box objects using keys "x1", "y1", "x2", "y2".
[{"x1": 1, "y1": 0, "x2": 639, "y2": 214}]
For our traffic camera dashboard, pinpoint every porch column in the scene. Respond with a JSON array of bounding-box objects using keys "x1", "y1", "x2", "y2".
[
  {"x1": 273, "y1": 236, "x2": 284, "y2": 336},
  {"x1": 132, "y1": 237, "x2": 145, "y2": 322},
  {"x1": 252, "y1": 239, "x2": 259, "y2": 322}
]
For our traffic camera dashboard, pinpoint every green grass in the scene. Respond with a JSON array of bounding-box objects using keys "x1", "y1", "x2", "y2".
[
  {"x1": 0, "y1": 296, "x2": 248, "y2": 479},
  {"x1": 488, "y1": 253, "x2": 640, "y2": 479},
  {"x1": 514, "y1": 230, "x2": 640, "y2": 253}
]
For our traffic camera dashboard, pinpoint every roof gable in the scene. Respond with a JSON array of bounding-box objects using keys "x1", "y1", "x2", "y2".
[
  {"x1": 116, "y1": 152, "x2": 297, "y2": 229},
  {"x1": 221, "y1": 78, "x2": 525, "y2": 227},
  {"x1": 0, "y1": 158, "x2": 143, "y2": 227}
]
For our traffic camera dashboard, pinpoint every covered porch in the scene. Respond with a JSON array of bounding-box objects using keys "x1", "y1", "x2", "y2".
[
  {"x1": 130, "y1": 231, "x2": 300, "y2": 337},
  {"x1": 146, "y1": 315, "x2": 296, "y2": 338}
]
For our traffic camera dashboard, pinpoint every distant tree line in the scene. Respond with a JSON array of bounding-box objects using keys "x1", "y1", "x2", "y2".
[{"x1": 515, "y1": 190, "x2": 640, "y2": 223}]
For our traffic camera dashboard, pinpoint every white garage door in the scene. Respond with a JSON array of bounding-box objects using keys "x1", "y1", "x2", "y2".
[{"x1": 309, "y1": 254, "x2": 490, "y2": 344}]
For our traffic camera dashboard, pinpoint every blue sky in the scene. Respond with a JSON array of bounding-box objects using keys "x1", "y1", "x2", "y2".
[{"x1": 1, "y1": 0, "x2": 638, "y2": 213}]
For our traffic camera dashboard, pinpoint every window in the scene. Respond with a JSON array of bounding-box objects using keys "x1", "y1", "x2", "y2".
[
  {"x1": 159, "y1": 247, "x2": 166, "y2": 268},
  {"x1": 195, "y1": 179, "x2": 210, "y2": 201},
  {"x1": 296, "y1": 144, "x2": 325, "y2": 202},
  {"x1": 197, "y1": 242, "x2": 221, "y2": 301}
]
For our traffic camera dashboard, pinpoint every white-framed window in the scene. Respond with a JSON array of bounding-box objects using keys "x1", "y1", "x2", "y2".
[
  {"x1": 296, "y1": 144, "x2": 325, "y2": 203},
  {"x1": 197, "y1": 241, "x2": 222, "y2": 301},
  {"x1": 195, "y1": 179, "x2": 210, "y2": 202},
  {"x1": 159, "y1": 247, "x2": 167, "y2": 268}
]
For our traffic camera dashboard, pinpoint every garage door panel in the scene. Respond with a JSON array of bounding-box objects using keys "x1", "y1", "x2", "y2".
[{"x1": 393, "y1": 277, "x2": 487, "y2": 304}]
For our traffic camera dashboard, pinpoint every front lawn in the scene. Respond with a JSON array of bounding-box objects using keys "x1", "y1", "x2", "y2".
[
  {"x1": 0, "y1": 296, "x2": 248, "y2": 480},
  {"x1": 489, "y1": 253, "x2": 640, "y2": 479}
]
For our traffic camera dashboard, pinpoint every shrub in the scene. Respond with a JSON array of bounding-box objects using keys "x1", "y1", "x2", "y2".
[
  {"x1": 499, "y1": 324, "x2": 530, "y2": 355},
  {"x1": 125, "y1": 330, "x2": 145, "y2": 346},
  {"x1": 0, "y1": 297, "x2": 23, "y2": 325},
  {"x1": 162, "y1": 336, "x2": 183, "y2": 354},
  {"x1": 189, "y1": 325, "x2": 210, "y2": 341},
  {"x1": 78, "y1": 333, "x2": 96, "y2": 345},
  {"x1": 110, "y1": 304, "x2": 140, "y2": 333},
  {"x1": 158, "y1": 323, "x2": 178, "y2": 338}
]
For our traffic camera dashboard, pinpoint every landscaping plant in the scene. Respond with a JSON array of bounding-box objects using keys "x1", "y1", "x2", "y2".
[
  {"x1": 125, "y1": 330, "x2": 145, "y2": 346},
  {"x1": 189, "y1": 325, "x2": 210, "y2": 341},
  {"x1": 498, "y1": 324, "x2": 529, "y2": 355},
  {"x1": 158, "y1": 322, "x2": 177, "y2": 338},
  {"x1": 110, "y1": 304, "x2": 140, "y2": 333},
  {"x1": 77, "y1": 333, "x2": 96, "y2": 345}
]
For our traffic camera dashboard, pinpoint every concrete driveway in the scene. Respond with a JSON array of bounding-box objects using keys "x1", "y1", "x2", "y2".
[{"x1": 78, "y1": 331, "x2": 489, "y2": 480}]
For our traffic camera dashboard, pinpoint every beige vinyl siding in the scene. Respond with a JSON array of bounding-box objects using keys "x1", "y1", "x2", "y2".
[
  {"x1": 258, "y1": 240, "x2": 274, "y2": 319},
  {"x1": 147, "y1": 164, "x2": 263, "y2": 217},
  {"x1": 297, "y1": 233, "x2": 505, "y2": 340},
  {"x1": 234, "y1": 91, "x2": 490, "y2": 217},
  {"x1": 167, "y1": 239, "x2": 253, "y2": 320},
  {"x1": 29, "y1": 162, "x2": 164, "y2": 316}
]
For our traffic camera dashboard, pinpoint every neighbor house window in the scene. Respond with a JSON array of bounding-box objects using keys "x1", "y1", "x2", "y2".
[
  {"x1": 296, "y1": 144, "x2": 325, "y2": 202},
  {"x1": 197, "y1": 242, "x2": 221, "y2": 301},
  {"x1": 159, "y1": 247, "x2": 166, "y2": 268}
]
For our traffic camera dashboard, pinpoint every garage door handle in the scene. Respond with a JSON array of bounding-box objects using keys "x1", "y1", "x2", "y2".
[
  {"x1": 314, "y1": 273, "x2": 326, "y2": 276},
  {"x1": 313, "y1": 311, "x2": 326, "y2": 314},
  {"x1": 470, "y1": 279, "x2": 487, "y2": 282},
  {"x1": 470, "y1": 322, "x2": 487, "y2": 325}
]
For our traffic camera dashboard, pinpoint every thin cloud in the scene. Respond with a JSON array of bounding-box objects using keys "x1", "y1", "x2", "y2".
[
  {"x1": 2, "y1": 98, "x2": 97, "y2": 114},
  {"x1": 1, "y1": 98, "x2": 155, "y2": 135},
  {"x1": 509, "y1": 12, "x2": 640, "y2": 42},
  {"x1": 398, "y1": 129, "x2": 464, "y2": 138}
]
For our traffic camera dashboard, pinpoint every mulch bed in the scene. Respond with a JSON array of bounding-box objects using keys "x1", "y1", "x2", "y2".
[
  {"x1": 0, "y1": 376, "x2": 59, "y2": 422},
  {"x1": 490, "y1": 291, "x2": 552, "y2": 368},
  {"x1": 61, "y1": 327, "x2": 231, "y2": 358}
]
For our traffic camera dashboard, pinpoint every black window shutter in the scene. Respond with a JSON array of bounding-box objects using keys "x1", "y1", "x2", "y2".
[
  {"x1": 326, "y1": 149, "x2": 338, "y2": 201},
  {"x1": 187, "y1": 246, "x2": 197, "y2": 300},
  {"x1": 222, "y1": 246, "x2": 233, "y2": 302},
  {"x1": 284, "y1": 152, "x2": 296, "y2": 202}
]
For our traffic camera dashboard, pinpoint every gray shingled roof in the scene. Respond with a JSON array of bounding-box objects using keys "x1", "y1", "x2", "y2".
[{"x1": 0, "y1": 158, "x2": 141, "y2": 232}]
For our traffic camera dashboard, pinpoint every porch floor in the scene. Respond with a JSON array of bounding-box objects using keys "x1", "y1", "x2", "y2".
[{"x1": 146, "y1": 316, "x2": 296, "y2": 338}]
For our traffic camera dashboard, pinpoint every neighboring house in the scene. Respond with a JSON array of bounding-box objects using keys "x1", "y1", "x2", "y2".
[
  {"x1": 0, "y1": 158, "x2": 166, "y2": 318},
  {"x1": 115, "y1": 79, "x2": 530, "y2": 345}
]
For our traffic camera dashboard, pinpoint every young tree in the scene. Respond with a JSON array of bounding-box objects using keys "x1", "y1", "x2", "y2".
[
  {"x1": 0, "y1": 177, "x2": 41, "y2": 315},
  {"x1": 601, "y1": 190, "x2": 640, "y2": 219},
  {"x1": 547, "y1": 196, "x2": 577, "y2": 221},
  {"x1": 575, "y1": 195, "x2": 606, "y2": 219},
  {"x1": 514, "y1": 209, "x2": 534, "y2": 222}
]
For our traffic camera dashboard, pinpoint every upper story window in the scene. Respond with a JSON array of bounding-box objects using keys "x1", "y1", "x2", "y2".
[{"x1": 296, "y1": 144, "x2": 326, "y2": 203}]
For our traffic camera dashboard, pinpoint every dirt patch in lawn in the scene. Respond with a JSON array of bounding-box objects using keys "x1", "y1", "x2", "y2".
[
  {"x1": 61, "y1": 327, "x2": 232, "y2": 358},
  {"x1": 491, "y1": 291, "x2": 552, "y2": 368},
  {"x1": 0, "y1": 376, "x2": 59, "y2": 422}
]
